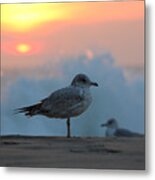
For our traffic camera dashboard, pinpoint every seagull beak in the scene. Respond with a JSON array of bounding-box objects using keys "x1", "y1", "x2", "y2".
[{"x1": 91, "y1": 82, "x2": 98, "y2": 87}]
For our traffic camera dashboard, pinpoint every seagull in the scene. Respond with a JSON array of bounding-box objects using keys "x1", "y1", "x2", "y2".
[
  {"x1": 101, "y1": 118, "x2": 143, "y2": 137},
  {"x1": 16, "y1": 74, "x2": 98, "y2": 138}
]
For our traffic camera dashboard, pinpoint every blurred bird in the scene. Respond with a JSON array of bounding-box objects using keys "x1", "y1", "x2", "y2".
[
  {"x1": 16, "y1": 74, "x2": 98, "y2": 138},
  {"x1": 101, "y1": 118, "x2": 143, "y2": 137}
]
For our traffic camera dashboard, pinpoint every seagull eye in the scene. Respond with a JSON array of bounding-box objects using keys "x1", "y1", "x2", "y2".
[
  {"x1": 108, "y1": 120, "x2": 113, "y2": 124},
  {"x1": 81, "y1": 78, "x2": 86, "y2": 83}
]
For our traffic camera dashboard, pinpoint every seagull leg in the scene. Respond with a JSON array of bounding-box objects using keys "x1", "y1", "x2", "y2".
[{"x1": 67, "y1": 117, "x2": 71, "y2": 138}]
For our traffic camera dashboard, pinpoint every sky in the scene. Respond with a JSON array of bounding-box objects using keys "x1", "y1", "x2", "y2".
[{"x1": 1, "y1": 1, "x2": 144, "y2": 136}]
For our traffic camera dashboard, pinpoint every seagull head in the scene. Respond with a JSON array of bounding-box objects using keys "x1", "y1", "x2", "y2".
[
  {"x1": 71, "y1": 74, "x2": 98, "y2": 88},
  {"x1": 101, "y1": 118, "x2": 118, "y2": 129}
]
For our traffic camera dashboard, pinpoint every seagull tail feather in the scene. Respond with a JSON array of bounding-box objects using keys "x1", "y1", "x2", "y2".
[{"x1": 15, "y1": 103, "x2": 42, "y2": 117}]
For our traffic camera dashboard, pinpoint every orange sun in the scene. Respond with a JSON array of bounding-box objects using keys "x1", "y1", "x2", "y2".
[{"x1": 16, "y1": 43, "x2": 31, "y2": 53}]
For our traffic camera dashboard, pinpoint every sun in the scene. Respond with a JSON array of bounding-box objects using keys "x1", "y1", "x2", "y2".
[{"x1": 16, "y1": 44, "x2": 31, "y2": 54}]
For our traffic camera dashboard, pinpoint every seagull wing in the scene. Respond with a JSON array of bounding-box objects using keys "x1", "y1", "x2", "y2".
[
  {"x1": 115, "y1": 128, "x2": 134, "y2": 137},
  {"x1": 115, "y1": 128, "x2": 143, "y2": 137},
  {"x1": 41, "y1": 87, "x2": 85, "y2": 117}
]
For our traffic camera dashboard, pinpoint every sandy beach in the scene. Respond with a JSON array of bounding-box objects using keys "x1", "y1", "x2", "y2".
[{"x1": 0, "y1": 136, "x2": 145, "y2": 170}]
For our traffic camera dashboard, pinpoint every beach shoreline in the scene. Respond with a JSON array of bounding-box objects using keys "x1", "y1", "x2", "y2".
[{"x1": 0, "y1": 136, "x2": 145, "y2": 170}]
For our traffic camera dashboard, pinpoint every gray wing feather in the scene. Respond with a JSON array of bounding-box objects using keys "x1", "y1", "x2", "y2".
[
  {"x1": 115, "y1": 128, "x2": 143, "y2": 137},
  {"x1": 41, "y1": 87, "x2": 84, "y2": 117}
]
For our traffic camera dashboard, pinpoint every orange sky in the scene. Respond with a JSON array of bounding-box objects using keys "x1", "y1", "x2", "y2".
[
  {"x1": 2, "y1": 1, "x2": 144, "y2": 32},
  {"x1": 1, "y1": 1, "x2": 144, "y2": 79}
]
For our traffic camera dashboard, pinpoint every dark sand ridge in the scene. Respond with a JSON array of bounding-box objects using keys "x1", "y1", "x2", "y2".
[{"x1": 0, "y1": 136, "x2": 145, "y2": 170}]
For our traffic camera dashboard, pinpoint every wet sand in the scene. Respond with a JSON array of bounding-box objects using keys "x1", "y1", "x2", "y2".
[{"x1": 0, "y1": 136, "x2": 145, "y2": 170}]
